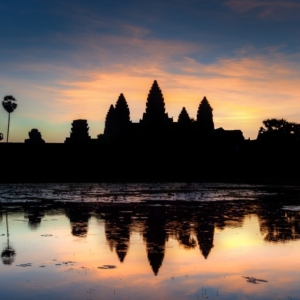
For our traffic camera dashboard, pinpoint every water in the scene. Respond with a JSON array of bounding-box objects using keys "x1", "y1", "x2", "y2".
[
  {"x1": 0, "y1": 182, "x2": 278, "y2": 203},
  {"x1": 0, "y1": 183, "x2": 300, "y2": 299}
]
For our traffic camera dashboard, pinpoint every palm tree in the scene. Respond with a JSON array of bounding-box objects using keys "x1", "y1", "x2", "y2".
[
  {"x1": 2, "y1": 95, "x2": 17, "y2": 143},
  {"x1": 1, "y1": 211, "x2": 16, "y2": 265}
]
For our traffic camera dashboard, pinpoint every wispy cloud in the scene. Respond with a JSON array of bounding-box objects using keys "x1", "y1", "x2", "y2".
[
  {"x1": 39, "y1": 49, "x2": 300, "y2": 141},
  {"x1": 226, "y1": 0, "x2": 300, "y2": 18},
  {"x1": 2, "y1": 25, "x2": 300, "y2": 142}
]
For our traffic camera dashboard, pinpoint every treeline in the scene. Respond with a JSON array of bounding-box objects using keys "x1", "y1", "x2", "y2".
[{"x1": 258, "y1": 118, "x2": 300, "y2": 142}]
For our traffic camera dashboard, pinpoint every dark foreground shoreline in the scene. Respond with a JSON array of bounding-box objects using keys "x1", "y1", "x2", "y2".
[{"x1": 1, "y1": 141, "x2": 300, "y2": 184}]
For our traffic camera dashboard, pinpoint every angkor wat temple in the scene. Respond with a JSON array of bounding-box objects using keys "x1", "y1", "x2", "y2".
[
  {"x1": 3, "y1": 80, "x2": 300, "y2": 182},
  {"x1": 65, "y1": 80, "x2": 244, "y2": 145}
]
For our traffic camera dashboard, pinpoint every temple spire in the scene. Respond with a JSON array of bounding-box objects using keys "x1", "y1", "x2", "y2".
[
  {"x1": 145, "y1": 80, "x2": 165, "y2": 116},
  {"x1": 104, "y1": 104, "x2": 115, "y2": 136},
  {"x1": 115, "y1": 93, "x2": 130, "y2": 125},
  {"x1": 142, "y1": 80, "x2": 169, "y2": 124},
  {"x1": 178, "y1": 107, "x2": 191, "y2": 125},
  {"x1": 197, "y1": 97, "x2": 214, "y2": 134},
  {"x1": 104, "y1": 94, "x2": 131, "y2": 138}
]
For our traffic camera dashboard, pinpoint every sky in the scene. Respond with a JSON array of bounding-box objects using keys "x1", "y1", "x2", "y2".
[{"x1": 1, "y1": 0, "x2": 300, "y2": 142}]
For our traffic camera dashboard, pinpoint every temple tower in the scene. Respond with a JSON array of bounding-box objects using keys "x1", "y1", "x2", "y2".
[
  {"x1": 178, "y1": 107, "x2": 191, "y2": 125},
  {"x1": 104, "y1": 104, "x2": 116, "y2": 136},
  {"x1": 104, "y1": 94, "x2": 131, "y2": 138},
  {"x1": 115, "y1": 93, "x2": 130, "y2": 125},
  {"x1": 65, "y1": 119, "x2": 91, "y2": 143},
  {"x1": 197, "y1": 97, "x2": 214, "y2": 134},
  {"x1": 25, "y1": 129, "x2": 45, "y2": 144},
  {"x1": 140, "y1": 80, "x2": 172, "y2": 132}
]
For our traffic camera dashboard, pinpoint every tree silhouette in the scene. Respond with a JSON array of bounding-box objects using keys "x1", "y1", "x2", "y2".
[
  {"x1": 259, "y1": 119, "x2": 288, "y2": 134},
  {"x1": 197, "y1": 97, "x2": 214, "y2": 134},
  {"x1": 2, "y1": 95, "x2": 17, "y2": 143},
  {"x1": 258, "y1": 118, "x2": 300, "y2": 142},
  {"x1": 1, "y1": 211, "x2": 16, "y2": 265}
]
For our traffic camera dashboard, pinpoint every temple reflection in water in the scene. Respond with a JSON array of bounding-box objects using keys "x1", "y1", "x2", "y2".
[{"x1": 2, "y1": 199, "x2": 300, "y2": 276}]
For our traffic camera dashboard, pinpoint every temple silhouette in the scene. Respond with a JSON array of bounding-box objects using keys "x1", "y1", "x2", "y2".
[
  {"x1": 25, "y1": 129, "x2": 45, "y2": 145},
  {"x1": 3, "y1": 197, "x2": 300, "y2": 273},
  {"x1": 65, "y1": 80, "x2": 244, "y2": 145},
  {"x1": 2, "y1": 79, "x2": 300, "y2": 182}
]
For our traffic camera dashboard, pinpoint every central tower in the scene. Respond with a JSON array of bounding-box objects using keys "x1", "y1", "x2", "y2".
[{"x1": 140, "y1": 80, "x2": 172, "y2": 132}]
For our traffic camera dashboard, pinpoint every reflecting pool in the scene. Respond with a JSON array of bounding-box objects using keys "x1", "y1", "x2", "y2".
[{"x1": 1, "y1": 183, "x2": 300, "y2": 299}]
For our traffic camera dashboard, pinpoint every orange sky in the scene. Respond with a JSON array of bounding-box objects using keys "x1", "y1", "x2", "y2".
[
  {"x1": 2, "y1": 50, "x2": 300, "y2": 142},
  {"x1": 1, "y1": 0, "x2": 300, "y2": 142}
]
